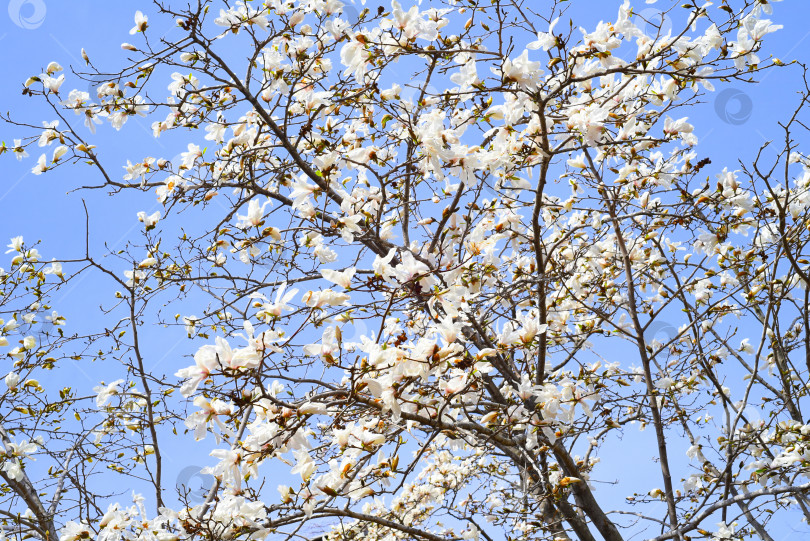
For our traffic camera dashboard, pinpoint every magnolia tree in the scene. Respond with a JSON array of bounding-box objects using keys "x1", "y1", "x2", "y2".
[{"x1": 3, "y1": 0, "x2": 810, "y2": 540}]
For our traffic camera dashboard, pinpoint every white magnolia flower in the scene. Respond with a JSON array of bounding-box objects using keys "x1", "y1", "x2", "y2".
[
  {"x1": 4, "y1": 372, "x2": 20, "y2": 390},
  {"x1": 236, "y1": 198, "x2": 270, "y2": 229},
  {"x1": 5, "y1": 236, "x2": 23, "y2": 253},
  {"x1": 321, "y1": 267, "x2": 356, "y2": 289},
  {"x1": 130, "y1": 10, "x2": 148, "y2": 34},
  {"x1": 137, "y1": 210, "x2": 161, "y2": 230},
  {"x1": 94, "y1": 379, "x2": 125, "y2": 407}
]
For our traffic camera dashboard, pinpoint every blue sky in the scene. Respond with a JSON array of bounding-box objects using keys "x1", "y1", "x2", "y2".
[{"x1": 4, "y1": 0, "x2": 810, "y2": 538}]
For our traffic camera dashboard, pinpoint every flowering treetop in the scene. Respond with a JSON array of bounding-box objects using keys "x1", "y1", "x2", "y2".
[{"x1": 5, "y1": 1, "x2": 810, "y2": 541}]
